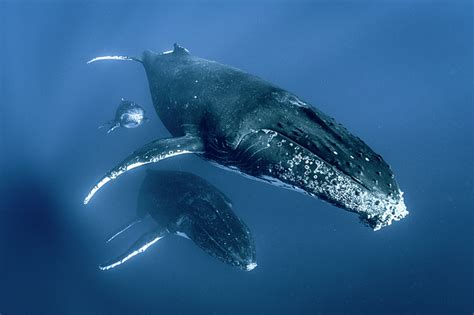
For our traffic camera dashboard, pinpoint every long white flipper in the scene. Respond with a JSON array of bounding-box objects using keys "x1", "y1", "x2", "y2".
[
  {"x1": 87, "y1": 55, "x2": 141, "y2": 64},
  {"x1": 84, "y1": 135, "x2": 204, "y2": 204},
  {"x1": 100, "y1": 230, "x2": 165, "y2": 271},
  {"x1": 98, "y1": 120, "x2": 120, "y2": 134}
]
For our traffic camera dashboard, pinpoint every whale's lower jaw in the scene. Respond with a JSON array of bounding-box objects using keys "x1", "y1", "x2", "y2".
[
  {"x1": 260, "y1": 172, "x2": 409, "y2": 231},
  {"x1": 257, "y1": 156, "x2": 409, "y2": 231},
  {"x1": 359, "y1": 192, "x2": 408, "y2": 231},
  {"x1": 206, "y1": 129, "x2": 409, "y2": 230},
  {"x1": 209, "y1": 158, "x2": 408, "y2": 231}
]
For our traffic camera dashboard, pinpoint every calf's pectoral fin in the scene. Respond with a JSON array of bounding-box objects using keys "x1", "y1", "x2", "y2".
[
  {"x1": 98, "y1": 120, "x2": 120, "y2": 134},
  {"x1": 99, "y1": 229, "x2": 166, "y2": 271},
  {"x1": 84, "y1": 135, "x2": 204, "y2": 204},
  {"x1": 105, "y1": 214, "x2": 149, "y2": 243}
]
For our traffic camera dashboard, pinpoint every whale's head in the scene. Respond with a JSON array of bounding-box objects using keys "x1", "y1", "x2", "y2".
[{"x1": 228, "y1": 93, "x2": 409, "y2": 231}]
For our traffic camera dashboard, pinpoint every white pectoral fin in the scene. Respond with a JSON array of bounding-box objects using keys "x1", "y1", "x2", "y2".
[
  {"x1": 175, "y1": 231, "x2": 191, "y2": 240},
  {"x1": 87, "y1": 55, "x2": 142, "y2": 64},
  {"x1": 99, "y1": 230, "x2": 166, "y2": 271},
  {"x1": 105, "y1": 215, "x2": 149, "y2": 244},
  {"x1": 84, "y1": 135, "x2": 204, "y2": 204},
  {"x1": 106, "y1": 123, "x2": 120, "y2": 134}
]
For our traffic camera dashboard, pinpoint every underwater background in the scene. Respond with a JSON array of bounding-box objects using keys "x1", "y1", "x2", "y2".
[{"x1": 0, "y1": 0, "x2": 472, "y2": 314}]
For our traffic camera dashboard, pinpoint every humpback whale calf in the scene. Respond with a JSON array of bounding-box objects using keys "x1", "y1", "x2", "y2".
[
  {"x1": 99, "y1": 98, "x2": 148, "y2": 133},
  {"x1": 85, "y1": 44, "x2": 408, "y2": 230},
  {"x1": 100, "y1": 170, "x2": 257, "y2": 271}
]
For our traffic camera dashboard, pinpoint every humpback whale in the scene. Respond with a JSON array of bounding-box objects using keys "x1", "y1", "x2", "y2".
[
  {"x1": 85, "y1": 44, "x2": 408, "y2": 230},
  {"x1": 99, "y1": 98, "x2": 148, "y2": 133},
  {"x1": 101, "y1": 170, "x2": 256, "y2": 271}
]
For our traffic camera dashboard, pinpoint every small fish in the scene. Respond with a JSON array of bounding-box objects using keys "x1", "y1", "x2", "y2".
[{"x1": 99, "y1": 98, "x2": 148, "y2": 133}]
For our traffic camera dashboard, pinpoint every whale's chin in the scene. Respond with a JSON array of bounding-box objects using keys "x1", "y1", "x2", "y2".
[{"x1": 205, "y1": 129, "x2": 408, "y2": 230}]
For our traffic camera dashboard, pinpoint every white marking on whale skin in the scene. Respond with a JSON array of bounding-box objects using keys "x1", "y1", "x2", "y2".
[
  {"x1": 161, "y1": 50, "x2": 173, "y2": 55},
  {"x1": 288, "y1": 97, "x2": 309, "y2": 108},
  {"x1": 99, "y1": 235, "x2": 164, "y2": 271},
  {"x1": 275, "y1": 148, "x2": 409, "y2": 230},
  {"x1": 120, "y1": 108, "x2": 145, "y2": 127},
  {"x1": 257, "y1": 133, "x2": 408, "y2": 229},
  {"x1": 273, "y1": 91, "x2": 309, "y2": 108},
  {"x1": 246, "y1": 262, "x2": 258, "y2": 271},
  {"x1": 175, "y1": 231, "x2": 191, "y2": 240}
]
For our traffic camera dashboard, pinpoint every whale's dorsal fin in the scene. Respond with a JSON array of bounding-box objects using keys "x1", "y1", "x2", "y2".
[{"x1": 173, "y1": 43, "x2": 190, "y2": 56}]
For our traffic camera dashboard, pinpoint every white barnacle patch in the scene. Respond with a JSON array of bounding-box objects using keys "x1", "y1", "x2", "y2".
[
  {"x1": 246, "y1": 262, "x2": 258, "y2": 271},
  {"x1": 175, "y1": 231, "x2": 191, "y2": 240},
  {"x1": 286, "y1": 95, "x2": 308, "y2": 108},
  {"x1": 365, "y1": 157, "x2": 370, "y2": 162},
  {"x1": 268, "y1": 142, "x2": 408, "y2": 230},
  {"x1": 261, "y1": 129, "x2": 278, "y2": 141}
]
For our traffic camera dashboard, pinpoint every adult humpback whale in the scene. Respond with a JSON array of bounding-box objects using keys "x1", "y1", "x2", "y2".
[
  {"x1": 85, "y1": 44, "x2": 408, "y2": 230},
  {"x1": 101, "y1": 170, "x2": 256, "y2": 271}
]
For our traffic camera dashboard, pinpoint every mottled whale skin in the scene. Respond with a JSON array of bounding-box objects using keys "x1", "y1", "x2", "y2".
[
  {"x1": 85, "y1": 44, "x2": 408, "y2": 230},
  {"x1": 101, "y1": 170, "x2": 257, "y2": 271}
]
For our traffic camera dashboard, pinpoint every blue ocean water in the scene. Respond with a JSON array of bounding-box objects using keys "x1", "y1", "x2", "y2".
[{"x1": 0, "y1": 1, "x2": 472, "y2": 314}]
